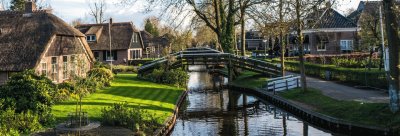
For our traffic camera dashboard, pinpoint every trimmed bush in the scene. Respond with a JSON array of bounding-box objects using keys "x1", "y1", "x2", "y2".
[
  {"x1": 144, "y1": 68, "x2": 189, "y2": 88},
  {"x1": 283, "y1": 61, "x2": 387, "y2": 89},
  {"x1": 101, "y1": 103, "x2": 162, "y2": 134},
  {"x1": 0, "y1": 108, "x2": 41, "y2": 134},
  {"x1": 113, "y1": 65, "x2": 137, "y2": 73},
  {"x1": 88, "y1": 68, "x2": 114, "y2": 88}
]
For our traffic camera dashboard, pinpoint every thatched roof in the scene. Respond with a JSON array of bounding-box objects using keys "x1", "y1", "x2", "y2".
[
  {"x1": 0, "y1": 11, "x2": 88, "y2": 71},
  {"x1": 76, "y1": 22, "x2": 142, "y2": 50},
  {"x1": 140, "y1": 31, "x2": 170, "y2": 48}
]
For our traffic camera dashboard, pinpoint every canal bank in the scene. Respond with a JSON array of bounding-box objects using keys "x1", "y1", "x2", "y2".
[{"x1": 228, "y1": 84, "x2": 394, "y2": 136}]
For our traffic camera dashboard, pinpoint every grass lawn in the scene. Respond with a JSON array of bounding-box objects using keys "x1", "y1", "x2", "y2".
[
  {"x1": 279, "y1": 88, "x2": 400, "y2": 127},
  {"x1": 230, "y1": 71, "x2": 268, "y2": 89},
  {"x1": 52, "y1": 73, "x2": 184, "y2": 123}
]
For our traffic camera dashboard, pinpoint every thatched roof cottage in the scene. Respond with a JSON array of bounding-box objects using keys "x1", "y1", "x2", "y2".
[
  {"x1": 0, "y1": 1, "x2": 94, "y2": 84},
  {"x1": 76, "y1": 21, "x2": 144, "y2": 65}
]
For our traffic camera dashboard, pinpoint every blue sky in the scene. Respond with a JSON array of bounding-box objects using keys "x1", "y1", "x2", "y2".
[{"x1": 0, "y1": 0, "x2": 364, "y2": 29}]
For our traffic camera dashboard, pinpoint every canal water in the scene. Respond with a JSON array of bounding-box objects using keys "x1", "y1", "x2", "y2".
[{"x1": 171, "y1": 66, "x2": 334, "y2": 136}]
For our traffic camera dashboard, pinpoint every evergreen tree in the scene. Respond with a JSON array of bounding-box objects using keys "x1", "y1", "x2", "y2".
[
  {"x1": 144, "y1": 19, "x2": 159, "y2": 37},
  {"x1": 10, "y1": 0, "x2": 25, "y2": 11}
]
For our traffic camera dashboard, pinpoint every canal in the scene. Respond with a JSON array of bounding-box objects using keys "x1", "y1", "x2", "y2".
[{"x1": 171, "y1": 66, "x2": 334, "y2": 136}]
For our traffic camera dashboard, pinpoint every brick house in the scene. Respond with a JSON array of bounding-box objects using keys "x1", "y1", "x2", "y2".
[
  {"x1": 300, "y1": 8, "x2": 358, "y2": 55},
  {"x1": 0, "y1": 1, "x2": 94, "y2": 84},
  {"x1": 76, "y1": 22, "x2": 144, "y2": 65}
]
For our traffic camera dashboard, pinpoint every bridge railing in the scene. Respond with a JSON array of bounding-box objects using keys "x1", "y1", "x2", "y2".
[{"x1": 138, "y1": 48, "x2": 282, "y2": 76}]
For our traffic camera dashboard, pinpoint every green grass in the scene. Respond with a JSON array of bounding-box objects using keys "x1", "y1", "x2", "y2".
[
  {"x1": 230, "y1": 71, "x2": 268, "y2": 89},
  {"x1": 230, "y1": 73, "x2": 400, "y2": 127},
  {"x1": 52, "y1": 73, "x2": 184, "y2": 123},
  {"x1": 279, "y1": 88, "x2": 400, "y2": 127}
]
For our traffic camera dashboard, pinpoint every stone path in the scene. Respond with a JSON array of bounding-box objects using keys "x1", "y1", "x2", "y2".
[{"x1": 286, "y1": 72, "x2": 389, "y2": 103}]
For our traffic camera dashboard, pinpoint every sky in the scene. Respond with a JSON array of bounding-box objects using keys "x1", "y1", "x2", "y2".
[{"x1": 0, "y1": 0, "x2": 367, "y2": 29}]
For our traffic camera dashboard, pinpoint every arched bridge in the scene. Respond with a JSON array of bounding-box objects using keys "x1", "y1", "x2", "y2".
[{"x1": 138, "y1": 47, "x2": 281, "y2": 79}]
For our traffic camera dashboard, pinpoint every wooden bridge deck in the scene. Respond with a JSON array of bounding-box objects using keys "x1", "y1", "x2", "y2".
[{"x1": 138, "y1": 47, "x2": 281, "y2": 77}]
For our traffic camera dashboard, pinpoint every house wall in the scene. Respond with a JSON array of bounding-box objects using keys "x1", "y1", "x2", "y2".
[
  {"x1": 36, "y1": 54, "x2": 91, "y2": 83},
  {"x1": 94, "y1": 49, "x2": 130, "y2": 65},
  {"x1": 34, "y1": 36, "x2": 92, "y2": 84},
  {"x1": 308, "y1": 31, "x2": 356, "y2": 55}
]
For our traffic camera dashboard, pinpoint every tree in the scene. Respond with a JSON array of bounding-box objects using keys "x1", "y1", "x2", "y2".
[
  {"x1": 10, "y1": 0, "x2": 24, "y2": 11},
  {"x1": 383, "y1": 0, "x2": 400, "y2": 113},
  {"x1": 87, "y1": 0, "x2": 107, "y2": 24},
  {"x1": 144, "y1": 18, "x2": 160, "y2": 37},
  {"x1": 123, "y1": 0, "x2": 270, "y2": 53},
  {"x1": 194, "y1": 25, "x2": 217, "y2": 47}
]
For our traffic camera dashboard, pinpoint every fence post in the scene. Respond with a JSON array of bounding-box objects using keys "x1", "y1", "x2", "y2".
[
  {"x1": 296, "y1": 77, "x2": 299, "y2": 88},
  {"x1": 273, "y1": 82, "x2": 276, "y2": 95},
  {"x1": 286, "y1": 79, "x2": 289, "y2": 91}
]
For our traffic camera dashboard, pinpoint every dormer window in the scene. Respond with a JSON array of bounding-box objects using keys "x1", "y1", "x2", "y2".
[{"x1": 86, "y1": 35, "x2": 96, "y2": 42}]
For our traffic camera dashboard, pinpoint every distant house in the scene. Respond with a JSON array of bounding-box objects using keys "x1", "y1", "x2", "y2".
[
  {"x1": 237, "y1": 30, "x2": 267, "y2": 51},
  {"x1": 0, "y1": 1, "x2": 94, "y2": 84},
  {"x1": 140, "y1": 31, "x2": 171, "y2": 58},
  {"x1": 300, "y1": 7, "x2": 358, "y2": 55},
  {"x1": 76, "y1": 22, "x2": 144, "y2": 65}
]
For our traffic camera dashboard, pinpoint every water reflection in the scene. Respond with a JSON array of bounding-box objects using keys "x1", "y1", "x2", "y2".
[{"x1": 171, "y1": 67, "x2": 332, "y2": 136}]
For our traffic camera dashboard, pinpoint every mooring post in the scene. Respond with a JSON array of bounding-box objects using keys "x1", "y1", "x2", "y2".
[{"x1": 228, "y1": 55, "x2": 233, "y2": 82}]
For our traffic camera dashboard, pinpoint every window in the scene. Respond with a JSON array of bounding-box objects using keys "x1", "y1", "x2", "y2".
[
  {"x1": 317, "y1": 41, "x2": 328, "y2": 51},
  {"x1": 103, "y1": 51, "x2": 117, "y2": 61},
  {"x1": 41, "y1": 63, "x2": 47, "y2": 76},
  {"x1": 51, "y1": 57, "x2": 58, "y2": 81},
  {"x1": 340, "y1": 40, "x2": 353, "y2": 51},
  {"x1": 129, "y1": 49, "x2": 142, "y2": 60},
  {"x1": 86, "y1": 35, "x2": 96, "y2": 42},
  {"x1": 63, "y1": 56, "x2": 68, "y2": 80},
  {"x1": 70, "y1": 55, "x2": 76, "y2": 76},
  {"x1": 93, "y1": 51, "x2": 100, "y2": 60}
]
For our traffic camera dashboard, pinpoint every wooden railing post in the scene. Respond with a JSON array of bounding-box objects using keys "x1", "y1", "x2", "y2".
[
  {"x1": 273, "y1": 82, "x2": 276, "y2": 95},
  {"x1": 286, "y1": 79, "x2": 289, "y2": 91},
  {"x1": 296, "y1": 77, "x2": 299, "y2": 88}
]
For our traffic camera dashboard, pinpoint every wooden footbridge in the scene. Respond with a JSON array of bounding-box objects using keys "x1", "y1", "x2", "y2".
[{"x1": 138, "y1": 47, "x2": 281, "y2": 79}]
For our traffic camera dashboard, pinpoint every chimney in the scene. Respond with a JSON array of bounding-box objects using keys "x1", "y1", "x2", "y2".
[{"x1": 25, "y1": 0, "x2": 37, "y2": 13}]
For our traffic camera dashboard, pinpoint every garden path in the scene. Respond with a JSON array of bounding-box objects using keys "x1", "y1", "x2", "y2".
[{"x1": 286, "y1": 72, "x2": 389, "y2": 103}]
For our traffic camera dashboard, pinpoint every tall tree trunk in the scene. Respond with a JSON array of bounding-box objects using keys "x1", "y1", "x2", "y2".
[
  {"x1": 240, "y1": 0, "x2": 246, "y2": 56},
  {"x1": 279, "y1": 0, "x2": 285, "y2": 76},
  {"x1": 383, "y1": 0, "x2": 400, "y2": 113},
  {"x1": 296, "y1": 0, "x2": 307, "y2": 91}
]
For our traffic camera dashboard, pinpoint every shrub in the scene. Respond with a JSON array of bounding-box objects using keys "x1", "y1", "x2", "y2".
[
  {"x1": 0, "y1": 70, "x2": 55, "y2": 115},
  {"x1": 113, "y1": 65, "x2": 137, "y2": 73},
  {"x1": 101, "y1": 103, "x2": 162, "y2": 134},
  {"x1": 283, "y1": 61, "x2": 388, "y2": 89},
  {"x1": 0, "y1": 108, "x2": 41, "y2": 134},
  {"x1": 144, "y1": 68, "x2": 189, "y2": 88},
  {"x1": 88, "y1": 68, "x2": 114, "y2": 88}
]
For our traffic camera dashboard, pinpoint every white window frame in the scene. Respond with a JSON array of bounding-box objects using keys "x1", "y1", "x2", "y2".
[
  {"x1": 340, "y1": 40, "x2": 353, "y2": 51},
  {"x1": 129, "y1": 49, "x2": 142, "y2": 60},
  {"x1": 70, "y1": 55, "x2": 76, "y2": 77},
  {"x1": 86, "y1": 35, "x2": 96, "y2": 42},
  {"x1": 106, "y1": 51, "x2": 115, "y2": 61},
  {"x1": 41, "y1": 62, "x2": 47, "y2": 76},
  {"x1": 317, "y1": 40, "x2": 328, "y2": 51},
  {"x1": 51, "y1": 57, "x2": 58, "y2": 81},
  {"x1": 63, "y1": 56, "x2": 68, "y2": 80}
]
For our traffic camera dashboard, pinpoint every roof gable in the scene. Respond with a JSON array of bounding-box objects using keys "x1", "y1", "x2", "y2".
[
  {"x1": 76, "y1": 22, "x2": 141, "y2": 50},
  {"x1": 0, "y1": 12, "x2": 86, "y2": 71},
  {"x1": 311, "y1": 8, "x2": 357, "y2": 29}
]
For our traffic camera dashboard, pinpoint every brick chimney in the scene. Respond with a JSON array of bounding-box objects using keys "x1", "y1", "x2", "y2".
[{"x1": 25, "y1": 0, "x2": 37, "y2": 13}]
